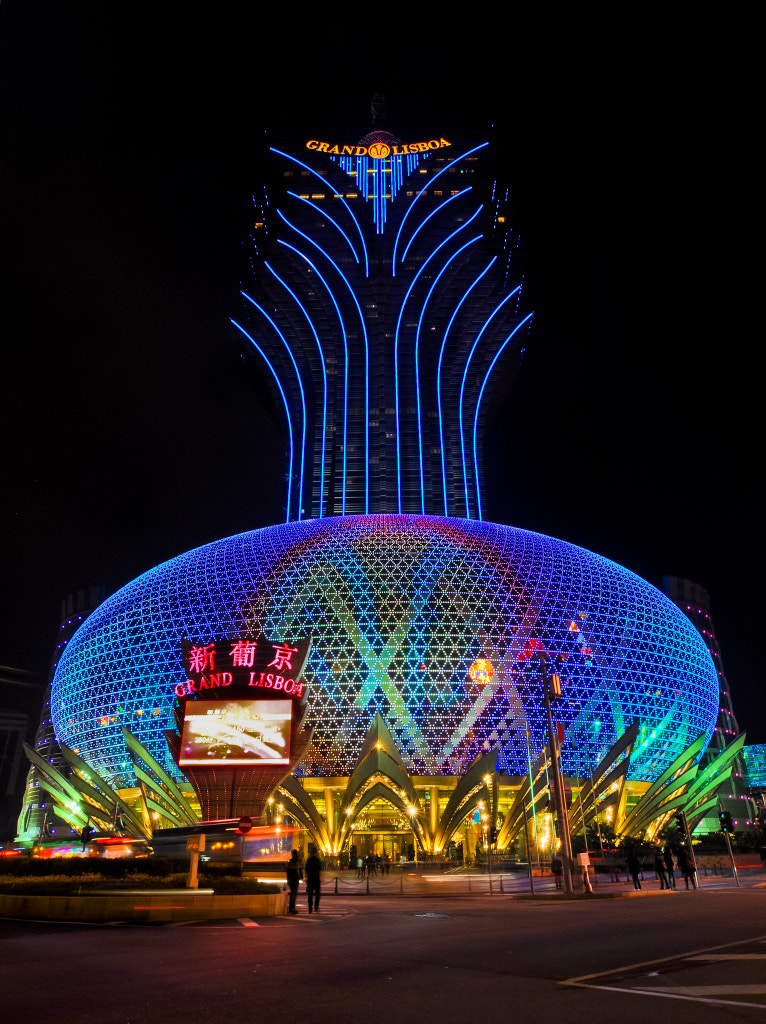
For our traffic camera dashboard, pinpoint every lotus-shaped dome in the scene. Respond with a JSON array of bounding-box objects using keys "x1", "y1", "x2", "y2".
[{"x1": 51, "y1": 515, "x2": 718, "y2": 786}]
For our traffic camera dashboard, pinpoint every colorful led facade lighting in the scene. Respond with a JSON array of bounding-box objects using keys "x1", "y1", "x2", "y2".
[
  {"x1": 49, "y1": 118, "x2": 721, "y2": 810},
  {"x1": 237, "y1": 132, "x2": 531, "y2": 520},
  {"x1": 51, "y1": 516, "x2": 718, "y2": 788}
]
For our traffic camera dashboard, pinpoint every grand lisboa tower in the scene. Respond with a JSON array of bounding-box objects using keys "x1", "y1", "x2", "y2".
[{"x1": 51, "y1": 109, "x2": 718, "y2": 830}]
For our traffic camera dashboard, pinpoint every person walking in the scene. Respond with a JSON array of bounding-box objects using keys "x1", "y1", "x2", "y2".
[
  {"x1": 626, "y1": 849, "x2": 642, "y2": 890},
  {"x1": 654, "y1": 845, "x2": 669, "y2": 889},
  {"x1": 663, "y1": 844, "x2": 676, "y2": 889},
  {"x1": 305, "y1": 845, "x2": 322, "y2": 914},
  {"x1": 676, "y1": 844, "x2": 697, "y2": 889},
  {"x1": 286, "y1": 849, "x2": 302, "y2": 914},
  {"x1": 551, "y1": 855, "x2": 564, "y2": 889}
]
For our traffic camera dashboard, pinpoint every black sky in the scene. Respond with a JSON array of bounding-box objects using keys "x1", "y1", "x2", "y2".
[{"x1": 1, "y1": 9, "x2": 762, "y2": 739}]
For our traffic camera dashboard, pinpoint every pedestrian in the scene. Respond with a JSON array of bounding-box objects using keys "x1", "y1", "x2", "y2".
[
  {"x1": 357, "y1": 855, "x2": 364, "y2": 878},
  {"x1": 384, "y1": 854, "x2": 391, "y2": 875},
  {"x1": 305, "y1": 844, "x2": 322, "y2": 914},
  {"x1": 654, "y1": 845, "x2": 669, "y2": 889},
  {"x1": 551, "y1": 855, "x2": 564, "y2": 889},
  {"x1": 676, "y1": 844, "x2": 697, "y2": 889},
  {"x1": 663, "y1": 844, "x2": 676, "y2": 889},
  {"x1": 286, "y1": 849, "x2": 302, "y2": 914},
  {"x1": 626, "y1": 850, "x2": 641, "y2": 890}
]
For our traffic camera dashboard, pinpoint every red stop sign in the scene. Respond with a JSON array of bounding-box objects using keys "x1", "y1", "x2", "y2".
[{"x1": 237, "y1": 816, "x2": 253, "y2": 834}]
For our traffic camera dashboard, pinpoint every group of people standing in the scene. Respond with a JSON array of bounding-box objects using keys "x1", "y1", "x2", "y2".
[
  {"x1": 356, "y1": 853, "x2": 391, "y2": 877},
  {"x1": 626, "y1": 842, "x2": 697, "y2": 891}
]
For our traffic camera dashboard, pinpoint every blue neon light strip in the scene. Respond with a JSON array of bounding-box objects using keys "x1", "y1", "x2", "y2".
[
  {"x1": 277, "y1": 239, "x2": 349, "y2": 514},
  {"x1": 414, "y1": 235, "x2": 482, "y2": 513},
  {"x1": 335, "y1": 151, "x2": 419, "y2": 230},
  {"x1": 436, "y1": 257, "x2": 497, "y2": 515},
  {"x1": 458, "y1": 287, "x2": 520, "y2": 518},
  {"x1": 392, "y1": 142, "x2": 489, "y2": 275},
  {"x1": 393, "y1": 206, "x2": 483, "y2": 512},
  {"x1": 472, "y1": 312, "x2": 534, "y2": 520},
  {"x1": 264, "y1": 262, "x2": 329, "y2": 518},
  {"x1": 277, "y1": 210, "x2": 370, "y2": 512},
  {"x1": 271, "y1": 148, "x2": 369, "y2": 277},
  {"x1": 401, "y1": 188, "x2": 472, "y2": 263},
  {"x1": 241, "y1": 291, "x2": 307, "y2": 521},
  {"x1": 286, "y1": 192, "x2": 360, "y2": 265},
  {"x1": 230, "y1": 318, "x2": 295, "y2": 523}
]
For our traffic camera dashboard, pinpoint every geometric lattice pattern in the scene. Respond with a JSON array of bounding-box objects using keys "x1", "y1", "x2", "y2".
[{"x1": 50, "y1": 515, "x2": 718, "y2": 787}]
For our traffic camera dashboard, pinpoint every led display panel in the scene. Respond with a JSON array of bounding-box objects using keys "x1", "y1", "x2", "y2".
[{"x1": 180, "y1": 699, "x2": 292, "y2": 766}]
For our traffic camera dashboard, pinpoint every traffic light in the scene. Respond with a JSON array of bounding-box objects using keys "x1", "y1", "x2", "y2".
[
  {"x1": 674, "y1": 811, "x2": 687, "y2": 832},
  {"x1": 80, "y1": 824, "x2": 95, "y2": 847},
  {"x1": 718, "y1": 810, "x2": 733, "y2": 834},
  {"x1": 489, "y1": 826, "x2": 498, "y2": 844}
]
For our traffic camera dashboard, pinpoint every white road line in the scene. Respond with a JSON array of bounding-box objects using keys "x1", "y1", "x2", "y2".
[
  {"x1": 685, "y1": 954, "x2": 766, "y2": 961},
  {"x1": 562, "y1": 933, "x2": 766, "y2": 984},
  {"x1": 570, "y1": 982, "x2": 766, "y2": 1010},
  {"x1": 237, "y1": 918, "x2": 260, "y2": 927},
  {"x1": 639, "y1": 985, "x2": 766, "y2": 995}
]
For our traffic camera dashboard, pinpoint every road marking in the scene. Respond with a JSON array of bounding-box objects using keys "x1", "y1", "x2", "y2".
[
  {"x1": 685, "y1": 954, "x2": 766, "y2": 961},
  {"x1": 640, "y1": 985, "x2": 766, "y2": 995},
  {"x1": 562, "y1": 933, "x2": 766, "y2": 984},
  {"x1": 237, "y1": 918, "x2": 260, "y2": 927},
  {"x1": 570, "y1": 983, "x2": 766, "y2": 1009}
]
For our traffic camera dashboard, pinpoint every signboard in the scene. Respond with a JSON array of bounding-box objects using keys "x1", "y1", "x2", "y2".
[
  {"x1": 305, "y1": 137, "x2": 451, "y2": 159},
  {"x1": 186, "y1": 834, "x2": 206, "y2": 853},
  {"x1": 237, "y1": 816, "x2": 253, "y2": 834},
  {"x1": 179, "y1": 699, "x2": 293, "y2": 766},
  {"x1": 175, "y1": 636, "x2": 311, "y2": 700}
]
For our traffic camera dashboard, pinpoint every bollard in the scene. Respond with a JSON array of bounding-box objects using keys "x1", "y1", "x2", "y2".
[
  {"x1": 366, "y1": 876, "x2": 370, "y2": 894},
  {"x1": 334, "y1": 877, "x2": 338, "y2": 893},
  {"x1": 499, "y1": 876, "x2": 504, "y2": 894},
  {"x1": 468, "y1": 875, "x2": 472, "y2": 892}
]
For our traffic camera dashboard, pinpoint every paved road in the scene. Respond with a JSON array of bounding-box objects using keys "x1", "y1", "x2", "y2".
[{"x1": 2, "y1": 889, "x2": 765, "y2": 1022}]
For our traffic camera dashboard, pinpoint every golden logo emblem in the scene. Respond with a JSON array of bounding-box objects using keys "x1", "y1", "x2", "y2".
[
  {"x1": 469, "y1": 658, "x2": 495, "y2": 684},
  {"x1": 368, "y1": 142, "x2": 391, "y2": 160}
]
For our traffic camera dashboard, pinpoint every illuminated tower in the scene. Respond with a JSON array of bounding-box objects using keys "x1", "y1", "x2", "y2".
[{"x1": 233, "y1": 122, "x2": 531, "y2": 520}]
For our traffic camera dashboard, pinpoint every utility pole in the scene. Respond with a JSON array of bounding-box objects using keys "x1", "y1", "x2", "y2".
[{"x1": 538, "y1": 653, "x2": 574, "y2": 894}]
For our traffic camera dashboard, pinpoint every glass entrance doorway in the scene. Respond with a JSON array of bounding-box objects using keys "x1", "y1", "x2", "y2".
[{"x1": 346, "y1": 798, "x2": 415, "y2": 864}]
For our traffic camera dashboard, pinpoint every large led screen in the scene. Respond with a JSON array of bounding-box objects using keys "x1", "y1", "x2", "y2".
[{"x1": 180, "y1": 699, "x2": 292, "y2": 766}]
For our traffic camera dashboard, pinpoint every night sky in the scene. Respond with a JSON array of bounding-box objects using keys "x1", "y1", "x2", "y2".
[{"x1": 2, "y1": 10, "x2": 761, "y2": 739}]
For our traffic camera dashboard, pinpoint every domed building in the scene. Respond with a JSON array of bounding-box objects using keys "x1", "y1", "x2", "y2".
[{"x1": 52, "y1": 516, "x2": 717, "y2": 792}]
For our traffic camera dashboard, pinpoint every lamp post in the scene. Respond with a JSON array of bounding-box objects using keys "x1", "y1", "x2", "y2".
[{"x1": 537, "y1": 652, "x2": 574, "y2": 894}]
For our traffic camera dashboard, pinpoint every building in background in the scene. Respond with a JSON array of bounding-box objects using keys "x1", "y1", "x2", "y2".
[
  {"x1": 0, "y1": 666, "x2": 44, "y2": 840},
  {"x1": 15, "y1": 588, "x2": 104, "y2": 843},
  {"x1": 662, "y1": 575, "x2": 755, "y2": 829}
]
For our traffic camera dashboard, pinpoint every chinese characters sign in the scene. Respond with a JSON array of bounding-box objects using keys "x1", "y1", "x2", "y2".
[{"x1": 177, "y1": 635, "x2": 311, "y2": 700}]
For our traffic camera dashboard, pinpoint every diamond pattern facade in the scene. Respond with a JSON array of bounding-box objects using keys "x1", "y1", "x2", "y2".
[{"x1": 50, "y1": 516, "x2": 718, "y2": 787}]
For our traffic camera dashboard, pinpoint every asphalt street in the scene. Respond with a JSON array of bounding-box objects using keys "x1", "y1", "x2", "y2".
[{"x1": 2, "y1": 889, "x2": 765, "y2": 1023}]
